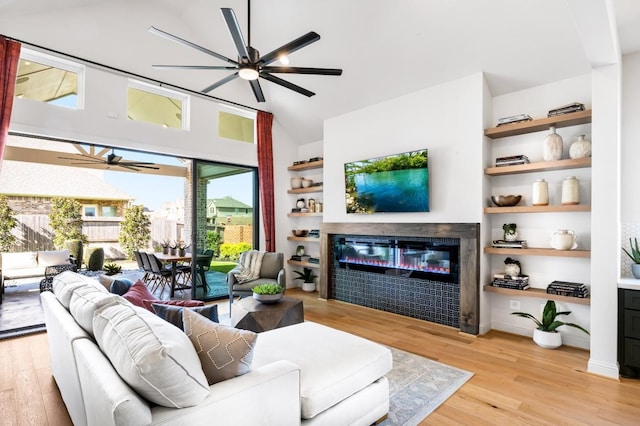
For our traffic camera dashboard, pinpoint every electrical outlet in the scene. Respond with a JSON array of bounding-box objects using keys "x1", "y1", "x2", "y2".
[{"x1": 510, "y1": 300, "x2": 520, "y2": 310}]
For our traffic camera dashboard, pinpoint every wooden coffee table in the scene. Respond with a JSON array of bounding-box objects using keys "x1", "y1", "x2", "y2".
[{"x1": 231, "y1": 296, "x2": 304, "y2": 332}]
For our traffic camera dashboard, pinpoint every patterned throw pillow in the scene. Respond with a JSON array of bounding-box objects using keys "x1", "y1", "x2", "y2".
[
  {"x1": 152, "y1": 303, "x2": 219, "y2": 329},
  {"x1": 183, "y1": 308, "x2": 257, "y2": 385}
]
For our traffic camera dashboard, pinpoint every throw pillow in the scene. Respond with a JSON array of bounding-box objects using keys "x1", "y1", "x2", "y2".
[
  {"x1": 183, "y1": 308, "x2": 257, "y2": 385},
  {"x1": 69, "y1": 285, "x2": 120, "y2": 336},
  {"x1": 38, "y1": 249, "x2": 71, "y2": 267},
  {"x1": 93, "y1": 301, "x2": 210, "y2": 408},
  {"x1": 142, "y1": 299, "x2": 205, "y2": 313},
  {"x1": 152, "y1": 303, "x2": 219, "y2": 329},
  {"x1": 122, "y1": 280, "x2": 158, "y2": 311},
  {"x1": 233, "y1": 250, "x2": 265, "y2": 284},
  {"x1": 110, "y1": 278, "x2": 133, "y2": 296}
]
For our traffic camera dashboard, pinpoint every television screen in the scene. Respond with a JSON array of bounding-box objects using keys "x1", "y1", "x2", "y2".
[{"x1": 344, "y1": 149, "x2": 429, "y2": 213}]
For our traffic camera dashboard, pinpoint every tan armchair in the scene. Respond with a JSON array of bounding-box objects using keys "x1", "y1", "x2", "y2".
[{"x1": 228, "y1": 251, "x2": 286, "y2": 312}]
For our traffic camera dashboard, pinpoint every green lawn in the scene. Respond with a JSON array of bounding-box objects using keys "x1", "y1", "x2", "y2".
[{"x1": 210, "y1": 261, "x2": 237, "y2": 274}]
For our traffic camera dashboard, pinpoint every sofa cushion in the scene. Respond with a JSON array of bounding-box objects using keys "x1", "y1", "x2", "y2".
[
  {"x1": 53, "y1": 271, "x2": 108, "y2": 309},
  {"x1": 93, "y1": 301, "x2": 210, "y2": 408},
  {"x1": 183, "y1": 308, "x2": 257, "y2": 385},
  {"x1": 152, "y1": 303, "x2": 219, "y2": 329},
  {"x1": 253, "y1": 321, "x2": 393, "y2": 419},
  {"x1": 2, "y1": 251, "x2": 38, "y2": 270},
  {"x1": 109, "y1": 278, "x2": 133, "y2": 295},
  {"x1": 69, "y1": 285, "x2": 121, "y2": 336},
  {"x1": 143, "y1": 299, "x2": 204, "y2": 313},
  {"x1": 121, "y1": 280, "x2": 157, "y2": 311},
  {"x1": 38, "y1": 249, "x2": 71, "y2": 267}
]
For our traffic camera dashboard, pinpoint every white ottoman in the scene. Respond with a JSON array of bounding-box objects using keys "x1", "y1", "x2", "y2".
[{"x1": 253, "y1": 321, "x2": 392, "y2": 425}]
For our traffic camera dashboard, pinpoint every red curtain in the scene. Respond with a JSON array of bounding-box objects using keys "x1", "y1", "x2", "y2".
[
  {"x1": 0, "y1": 36, "x2": 21, "y2": 169},
  {"x1": 256, "y1": 111, "x2": 275, "y2": 252}
]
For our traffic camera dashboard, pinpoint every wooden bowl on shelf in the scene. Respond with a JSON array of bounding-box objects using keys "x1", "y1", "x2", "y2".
[
  {"x1": 491, "y1": 195, "x2": 522, "y2": 207},
  {"x1": 292, "y1": 229, "x2": 309, "y2": 237}
]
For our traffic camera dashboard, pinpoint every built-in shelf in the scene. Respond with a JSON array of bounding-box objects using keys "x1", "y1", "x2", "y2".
[
  {"x1": 287, "y1": 185, "x2": 323, "y2": 194},
  {"x1": 484, "y1": 110, "x2": 592, "y2": 139},
  {"x1": 287, "y1": 160, "x2": 324, "y2": 172},
  {"x1": 485, "y1": 157, "x2": 591, "y2": 176},
  {"x1": 483, "y1": 285, "x2": 590, "y2": 305},
  {"x1": 287, "y1": 236, "x2": 321, "y2": 243},
  {"x1": 287, "y1": 259, "x2": 320, "y2": 269},
  {"x1": 484, "y1": 204, "x2": 590, "y2": 214},
  {"x1": 287, "y1": 212, "x2": 323, "y2": 217},
  {"x1": 484, "y1": 247, "x2": 590, "y2": 258}
]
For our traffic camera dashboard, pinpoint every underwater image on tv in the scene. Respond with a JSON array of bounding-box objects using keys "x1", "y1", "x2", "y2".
[{"x1": 344, "y1": 149, "x2": 429, "y2": 214}]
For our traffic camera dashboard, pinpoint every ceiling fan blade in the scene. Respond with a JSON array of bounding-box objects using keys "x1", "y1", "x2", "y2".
[
  {"x1": 148, "y1": 26, "x2": 237, "y2": 65},
  {"x1": 259, "y1": 32, "x2": 321, "y2": 66},
  {"x1": 153, "y1": 65, "x2": 238, "y2": 70},
  {"x1": 262, "y1": 66, "x2": 342, "y2": 76},
  {"x1": 123, "y1": 164, "x2": 160, "y2": 170},
  {"x1": 249, "y1": 80, "x2": 265, "y2": 103},
  {"x1": 202, "y1": 72, "x2": 239, "y2": 93},
  {"x1": 58, "y1": 155, "x2": 103, "y2": 163},
  {"x1": 115, "y1": 164, "x2": 142, "y2": 172},
  {"x1": 220, "y1": 8, "x2": 250, "y2": 60},
  {"x1": 260, "y1": 73, "x2": 315, "y2": 97}
]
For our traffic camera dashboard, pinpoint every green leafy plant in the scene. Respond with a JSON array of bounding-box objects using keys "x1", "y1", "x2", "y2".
[
  {"x1": 219, "y1": 242, "x2": 252, "y2": 261},
  {"x1": 293, "y1": 268, "x2": 318, "y2": 283},
  {"x1": 504, "y1": 257, "x2": 521, "y2": 268},
  {"x1": 48, "y1": 197, "x2": 87, "y2": 248},
  {"x1": 0, "y1": 195, "x2": 18, "y2": 251},
  {"x1": 252, "y1": 283, "x2": 283, "y2": 295},
  {"x1": 118, "y1": 205, "x2": 151, "y2": 259},
  {"x1": 511, "y1": 300, "x2": 590, "y2": 334},
  {"x1": 622, "y1": 237, "x2": 640, "y2": 264},
  {"x1": 103, "y1": 262, "x2": 122, "y2": 276}
]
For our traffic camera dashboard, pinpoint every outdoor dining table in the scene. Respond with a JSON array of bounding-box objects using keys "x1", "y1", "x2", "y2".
[{"x1": 153, "y1": 252, "x2": 192, "y2": 297}]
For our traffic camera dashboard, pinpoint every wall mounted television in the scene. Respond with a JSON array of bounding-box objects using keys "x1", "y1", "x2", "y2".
[{"x1": 344, "y1": 148, "x2": 429, "y2": 214}]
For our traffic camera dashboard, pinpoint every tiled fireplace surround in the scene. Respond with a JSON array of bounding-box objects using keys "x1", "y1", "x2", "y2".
[{"x1": 319, "y1": 223, "x2": 480, "y2": 335}]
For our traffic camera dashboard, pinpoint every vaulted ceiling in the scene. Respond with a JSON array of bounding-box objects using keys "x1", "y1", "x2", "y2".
[{"x1": 1, "y1": 0, "x2": 639, "y2": 145}]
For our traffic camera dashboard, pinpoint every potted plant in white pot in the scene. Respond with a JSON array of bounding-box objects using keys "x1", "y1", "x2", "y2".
[
  {"x1": 511, "y1": 300, "x2": 589, "y2": 349},
  {"x1": 294, "y1": 268, "x2": 318, "y2": 292},
  {"x1": 622, "y1": 237, "x2": 640, "y2": 279}
]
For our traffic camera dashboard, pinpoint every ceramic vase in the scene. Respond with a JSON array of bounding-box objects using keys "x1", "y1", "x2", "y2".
[
  {"x1": 561, "y1": 176, "x2": 580, "y2": 205},
  {"x1": 301, "y1": 281, "x2": 316, "y2": 292},
  {"x1": 632, "y1": 264, "x2": 640, "y2": 279},
  {"x1": 504, "y1": 263, "x2": 520, "y2": 276},
  {"x1": 532, "y1": 179, "x2": 549, "y2": 206},
  {"x1": 569, "y1": 135, "x2": 592, "y2": 159},
  {"x1": 543, "y1": 126, "x2": 563, "y2": 161},
  {"x1": 533, "y1": 329, "x2": 562, "y2": 349}
]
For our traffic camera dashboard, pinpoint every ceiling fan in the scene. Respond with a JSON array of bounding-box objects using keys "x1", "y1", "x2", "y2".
[
  {"x1": 148, "y1": 2, "x2": 342, "y2": 102},
  {"x1": 59, "y1": 148, "x2": 160, "y2": 172}
]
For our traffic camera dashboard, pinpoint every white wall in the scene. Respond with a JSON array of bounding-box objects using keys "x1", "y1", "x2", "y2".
[{"x1": 323, "y1": 73, "x2": 486, "y2": 224}]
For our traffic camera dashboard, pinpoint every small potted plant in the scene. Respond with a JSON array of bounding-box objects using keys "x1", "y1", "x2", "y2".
[
  {"x1": 502, "y1": 223, "x2": 518, "y2": 241},
  {"x1": 161, "y1": 239, "x2": 170, "y2": 254},
  {"x1": 622, "y1": 237, "x2": 640, "y2": 279},
  {"x1": 103, "y1": 262, "x2": 122, "y2": 276},
  {"x1": 252, "y1": 283, "x2": 283, "y2": 303},
  {"x1": 294, "y1": 268, "x2": 318, "y2": 292},
  {"x1": 511, "y1": 300, "x2": 589, "y2": 348},
  {"x1": 177, "y1": 241, "x2": 189, "y2": 257},
  {"x1": 504, "y1": 257, "x2": 521, "y2": 276}
]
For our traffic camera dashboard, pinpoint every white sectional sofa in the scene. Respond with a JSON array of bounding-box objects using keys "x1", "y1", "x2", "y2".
[{"x1": 41, "y1": 271, "x2": 392, "y2": 426}]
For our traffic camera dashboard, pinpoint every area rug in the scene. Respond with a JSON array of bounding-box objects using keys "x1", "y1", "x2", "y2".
[
  {"x1": 0, "y1": 279, "x2": 46, "y2": 340},
  {"x1": 382, "y1": 347, "x2": 473, "y2": 425}
]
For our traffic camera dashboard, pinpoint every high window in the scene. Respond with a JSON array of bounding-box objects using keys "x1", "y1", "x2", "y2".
[
  {"x1": 218, "y1": 104, "x2": 255, "y2": 143},
  {"x1": 128, "y1": 80, "x2": 189, "y2": 130},
  {"x1": 15, "y1": 49, "x2": 84, "y2": 108}
]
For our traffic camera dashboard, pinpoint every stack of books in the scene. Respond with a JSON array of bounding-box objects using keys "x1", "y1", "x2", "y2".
[
  {"x1": 492, "y1": 240, "x2": 528, "y2": 249},
  {"x1": 491, "y1": 273, "x2": 530, "y2": 290},
  {"x1": 308, "y1": 229, "x2": 320, "y2": 238},
  {"x1": 547, "y1": 102, "x2": 585, "y2": 117},
  {"x1": 495, "y1": 155, "x2": 530, "y2": 167},
  {"x1": 546, "y1": 280, "x2": 589, "y2": 298},
  {"x1": 496, "y1": 113, "x2": 533, "y2": 126}
]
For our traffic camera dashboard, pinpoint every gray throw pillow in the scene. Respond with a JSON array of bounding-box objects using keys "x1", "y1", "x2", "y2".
[{"x1": 152, "y1": 303, "x2": 219, "y2": 329}]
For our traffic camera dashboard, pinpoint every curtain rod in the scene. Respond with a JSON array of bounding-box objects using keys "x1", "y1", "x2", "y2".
[{"x1": 2, "y1": 34, "x2": 266, "y2": 114}]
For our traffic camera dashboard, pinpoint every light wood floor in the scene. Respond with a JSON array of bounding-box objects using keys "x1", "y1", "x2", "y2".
[{"x1": 2, "y1": 289, "x2": 640, "y2": 425}]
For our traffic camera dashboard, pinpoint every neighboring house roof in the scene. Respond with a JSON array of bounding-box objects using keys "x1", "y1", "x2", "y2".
[
  {"x1": 0, "y1": 160, "x2": 132, "y2": 200},
  {"x1": 208, "y1": 196, "x2": 252, "y2": 210}
]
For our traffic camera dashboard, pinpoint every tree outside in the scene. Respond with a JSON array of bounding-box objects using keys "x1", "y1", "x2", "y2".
[
  {"x1": 0, "y1": 195, "x2": 18, "y2": 251},
  {"x1": 119, "y1": 205, "x2": 151, "y2": 259},
  {"x1": 48, "y1": 197, "x2": 87, "y2": 248}
]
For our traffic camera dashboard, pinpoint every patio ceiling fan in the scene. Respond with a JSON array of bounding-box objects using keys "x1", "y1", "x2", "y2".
[
  {"x1": 148, "y1": 1, "x2": 342, "y2": 102},
  {"x1": 59, "y1": 148, "x2": 160, "y2": 172}
]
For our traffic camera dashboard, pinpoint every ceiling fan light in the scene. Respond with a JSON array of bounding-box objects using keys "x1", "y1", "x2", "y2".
[
  {"x1": 238, "y1": 67, "x2": 259, "y2": 80},
  {"x1": 278, "y1": 54, "x2": 290, "y2": 66}
]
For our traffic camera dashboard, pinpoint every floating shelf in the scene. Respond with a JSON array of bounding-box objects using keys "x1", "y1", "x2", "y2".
[
  {"x1": 484, "y1": 247, "x2": 590, "y2": 258},
  {"x1": 287, "y1": 185, "x2": 323, "y2": 194},
  {"x1": 483, "y1": 284, "x2": 590, "y2": 305},
  {"x1": 287, "y1": 212, "x2": 323, "y2": 217},
  {"x1": 287, "y1": 160, "x2": 324, "y2": 172},
  {"x1": 287, "y1": 236, "x2": 321, "y2": 243},
  {"x1": 484, "y1": 110, "x2": 592, "y2": 139},
  {"x1": 484, "y1": 204, "x2": 590, "y2": 214},
  {"x1": 485, "y1": 157, "x2": 591, "y2": 176},
  {"x1": 287, "y1": 259, "x2": 320, "y2": 269}
]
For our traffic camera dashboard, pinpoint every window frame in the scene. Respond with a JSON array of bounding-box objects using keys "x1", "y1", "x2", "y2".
[
  {"x1": 218, "y1": 103, "x2": 256, "y2": 144},
  {"x1": 127, "y1": 79, "x2": 190, "y2": 131}
]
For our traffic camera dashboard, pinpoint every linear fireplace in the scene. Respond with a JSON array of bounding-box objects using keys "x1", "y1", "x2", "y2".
[{"x1": 320, "y1": 223, "x2": 480, "y2": 335}]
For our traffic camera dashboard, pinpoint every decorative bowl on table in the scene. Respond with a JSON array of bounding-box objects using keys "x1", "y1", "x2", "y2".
[
  {"x1": 491, "y1": 195, "x2": 522, "y2": 207},
  {"x1": 252, "y1": 292, "x2": 283, "y2": 304},
  {"x1": 292, "y1": 229, "x2": 309, "y2": 237}
]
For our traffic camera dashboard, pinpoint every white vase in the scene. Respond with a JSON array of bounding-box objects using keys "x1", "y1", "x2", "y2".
[
  {"x1": 301, "y1": 281, "x2": 316, "y2": 292},
  {"x1": 543, "y1": 126, "x2": 563, "y2": 161},
  {"x1": 561, "y1": 176, "x2": 580, "y2": 205},
  {"x1": 569, "y1": 135, "x2": 591, "y2": 159},
  {"x1": 504, "y1": 263, "x2": 520, "y2": 276},
  {"x1": 291, "y1": 177, "x2": 302, "y2": 189},
  {"x1": 533, "y1": 329, "x2": 562, "y2": 349},
  {"x1": 632, "y1": 264, "x2": 640, "y2": 279},
  {"x1": 532, "y1": 179, "x2": 549, "y2": 206}
]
